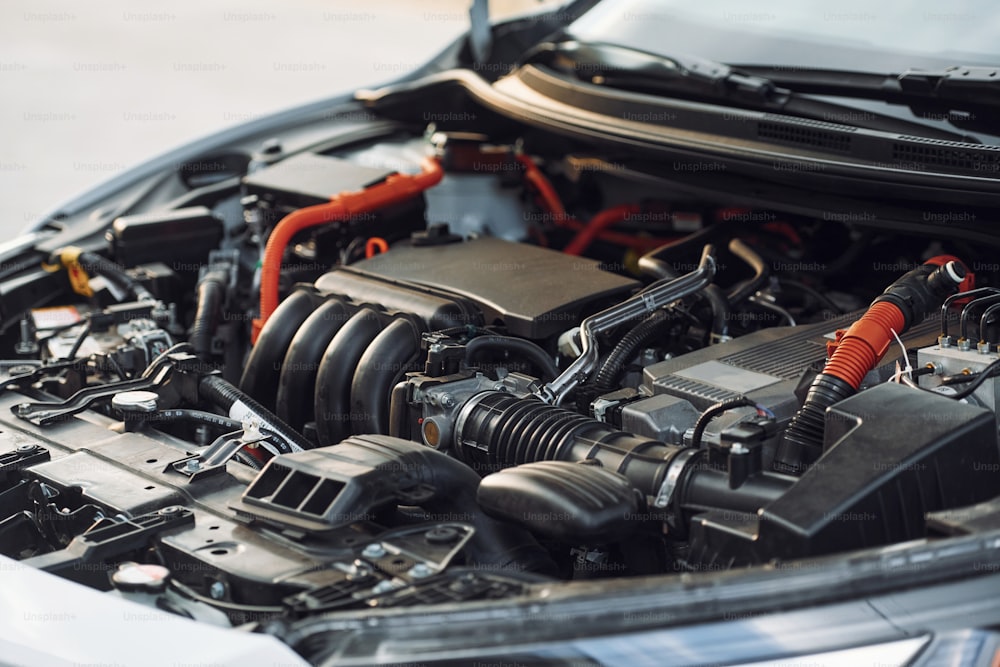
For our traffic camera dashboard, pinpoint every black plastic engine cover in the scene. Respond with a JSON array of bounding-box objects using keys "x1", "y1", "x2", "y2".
[
  {"x1": 686, "y1": 382, "x2": 1000, "y2": 566},
  {"x1": 320, "y1": 237, "x2": 640, "y2": 339}
]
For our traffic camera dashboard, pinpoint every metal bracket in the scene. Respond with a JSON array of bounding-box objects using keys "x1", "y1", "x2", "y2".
[
  {"x1": 171, "y1": 420, "x2": 270, "y2": 482},
  {"x1": 10, "y1": 351, "x2": 202, "y2": 425}
]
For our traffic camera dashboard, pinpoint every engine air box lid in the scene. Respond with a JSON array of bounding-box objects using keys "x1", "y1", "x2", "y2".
[{"x1": 325, "y1": 237, "x2": 639, "y2": 339}]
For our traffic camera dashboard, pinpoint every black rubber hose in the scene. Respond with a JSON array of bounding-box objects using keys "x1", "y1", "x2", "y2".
[
  {"x1": 456, "y1": 392, "x2": 795, "y2": 523},
  {"x1": 943, "y1": 359, "x2": 1000, "y2": 400},
  {"x1": 726, "y1": 239, "x2": 769, "y2": 306},
  {"x1": 155, "y1": 408, "x2": 241, "y2": 432},
  {"x1": 639, "y1": 221, "x2": 736, "y2": 269},
  {"x1": 351, "y1": 317, "x2": 423, "y2": 434},
  {"x1": 776, "y1": 279, "x2": 844, "y2": 315},
  {"x1": 465, "y1": 335, "x2": 559, "y2": 381},
  {"x1": 189, "y1": 270, "x2": 227, "y2": 360},
  {"x1": 593, "y1": 309, "x2": 674, "y2": 388},
  {"x1": 314, "y1": 307, "x2": 383, "y2": 446},
  {"x1": 637, "y1": 255, "x2": 677, "y2": 281},
  {"x1": 155, "y1": 408, "x2": 291, "y2": 456},
  {"x1": 701, "y1": 284, "x2": 732, "y2": 341},
  {"x1": 679, "y1": 463, "x2": 793, "y2": 515},
  {"x1": 240, "y1": 289, "x2": 320, "y2": 412},
  {"x1": 691, "y1": 397, "x2": 756, "y2": 449},
  {"x1": 63, "y1": 320, "x2": 92, "y2": 360},
  {"x1": 457, "y1": 391, "x2": 687, "y2": 495},
  {"x1": 199, "y1": 374, "x2": 312, "y2": 453},
  {"x1": 77, "y1": 251, "x2": 155, "y2": 303},
  {"x1": 275, "y1": 299, "x2": 350, "y2": 432},
  {"x1": 638, "y1": 254, "x2": 730, "y2": 342}
]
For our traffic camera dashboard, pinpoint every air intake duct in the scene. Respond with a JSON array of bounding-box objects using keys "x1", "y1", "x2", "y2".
[
  {"x1": 454, "y1": 391, "x2": 793, "y2": 516},
  {"x1": 455, "y1": 391, "x2": 688, "y2": 494}
]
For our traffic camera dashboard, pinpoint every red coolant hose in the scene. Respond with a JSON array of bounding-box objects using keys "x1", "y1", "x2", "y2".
[
  {"x1": 516, "y1": 154, "x2": 675, "y2": 252},
  {"x1": 252, "y1": 157, "x2": 443, "y2": 342},
  {"x1": 563, "y1": 204, "x2": 643, "y2": 256}
]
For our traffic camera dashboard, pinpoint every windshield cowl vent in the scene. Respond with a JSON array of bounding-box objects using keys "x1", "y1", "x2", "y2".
[
  {"x1": 758, "y1": 117, "x2": 854, "y2": 152},
  {"x1": 892, "y1": 136, "x2": 1000, "y2": 173}
]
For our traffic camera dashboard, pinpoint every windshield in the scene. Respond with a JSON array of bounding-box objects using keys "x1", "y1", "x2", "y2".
[{"x1": 568, "y1": 0, "x2": 1000, "y2": 71}]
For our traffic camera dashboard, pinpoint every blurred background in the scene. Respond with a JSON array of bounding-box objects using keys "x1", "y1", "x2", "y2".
[{"x1": 0, "y1": 0, "x2": 549, "y2": 236}]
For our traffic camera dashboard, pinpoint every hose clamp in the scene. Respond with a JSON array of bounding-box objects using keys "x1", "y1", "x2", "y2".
[{"x1": 653, "y1": 447, "x2": 700, "y2": 509}]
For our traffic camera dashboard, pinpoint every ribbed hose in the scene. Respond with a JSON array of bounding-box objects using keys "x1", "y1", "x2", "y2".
[
  {"x1": 457, "y1": 391, "x2": 686, "y2": 495},
  {"x1": 189, "y1": 271, "x2": 226, "y2": 360},
  {"x1": 777, "y1": 261, "x2": 966, "y2": 474},
  {"x1": 778, "y1": 302, "x2": 914, "y2": 475},
  {"x1": 593, "y1": 309, "x2": 675, "y2": 388},
  {"x1": 456, "y1": 392, "x2": 796, "y2": 525},
  {"x1": 824, "y1": 301, "x2": 906, "y2": 389},
  {"x1": 199, "y1": 374, "x2": 311, "y2": 453}
]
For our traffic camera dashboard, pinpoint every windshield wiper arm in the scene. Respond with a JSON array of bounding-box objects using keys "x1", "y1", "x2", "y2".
[
  {"x1": 526, "y1": 41, "x2": 782, "y2": 103},
  {"x1": 525, "y1": 42, "x2": 982, "y2": 141},
  {"x1": 735, "y1": 64, "x2": 1000, "y2": 107}
]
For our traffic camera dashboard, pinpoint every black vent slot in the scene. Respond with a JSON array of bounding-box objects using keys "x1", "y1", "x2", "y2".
[
  {"x1": 892, "y1": 137, "x2": 1000, "y2": 173},
  {"x1": 656, "y1": 376, "x2": 739, "y2": 404},
  {"x1": 757, "y1": 118, "x2": 854, "y2": 152},
  {"x1": 244, "y1": 463, "x2": 346, "y2": 520}
]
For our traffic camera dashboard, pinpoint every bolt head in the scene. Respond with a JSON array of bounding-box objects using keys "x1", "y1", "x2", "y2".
[
  {"x1": 209, "y1": 581, "x2": 226, "y2": 599},
  {"x1": 371, "y1": 580, "x2": 396, "y2": 595},
  {"x1": 362, "y1": 543, "x2": 386, "y2": 559},
  {"x1": 407, "y1": 563, "x2": 433, "y2": 579}
]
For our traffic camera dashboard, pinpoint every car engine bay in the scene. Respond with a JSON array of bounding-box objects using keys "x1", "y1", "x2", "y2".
[{"x1": 1, "y1": 109, "x2": 1000, "y2": 657}]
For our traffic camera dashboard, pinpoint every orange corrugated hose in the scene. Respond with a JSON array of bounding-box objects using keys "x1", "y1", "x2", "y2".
[
  {"x1": 824, "y1": 301, "x2": 907, "y2": 390},
  {"x1": 822, "y1": 255, "x2": 971, "y2": 390},
  {"x1": 252, "y1": 157, "x2": 443, "y2": 343}
]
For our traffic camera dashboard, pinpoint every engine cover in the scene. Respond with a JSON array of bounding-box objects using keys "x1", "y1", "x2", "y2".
[{"x1": 318, "y1": 236, "x2": 640, "y2": 339}]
